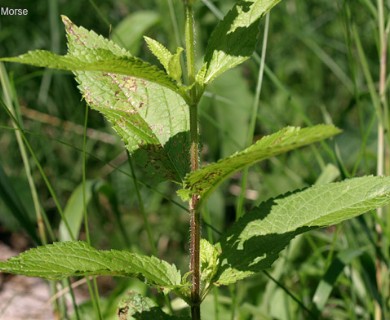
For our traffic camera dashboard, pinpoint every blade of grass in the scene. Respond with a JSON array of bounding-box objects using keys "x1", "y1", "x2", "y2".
[
  {"x1": 167, "y1": 0, "x2": 182, "y2": 47},
  {"x1": 81, "y1": 104, "x2": 103, "y2": 320},
  {"x1": 0, "y1": 164, "x2": 40, "y2": 243},
  {"x1": 0, "y1": 63, "x2": 48, "y2": 244},
  {"x1": 1, "y1": 99, "x2": 103, "y2": 319},
  {"x1": 236, "y1": 13, "x2": 271, "y2": 221},
  {"x1": 312, "y1": 248, "x2": 366, "y2": 315},
  {"x1": 127, "y1": 153, "x2": 157, "y2": 254}
]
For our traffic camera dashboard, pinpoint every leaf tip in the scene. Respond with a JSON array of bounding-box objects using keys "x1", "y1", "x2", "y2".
[{"x1": 61, "y1": 15, "x2": 72, "y2": 27}]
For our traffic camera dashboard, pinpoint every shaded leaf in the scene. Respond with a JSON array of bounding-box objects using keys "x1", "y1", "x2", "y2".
[
  {"x1": 202, "y1": 0, "x2": 281, "y2": 84},
  {"x1": 214, "y1": 176, "x2": 390, "y2": 285},
  {"x1": 0, "y1": 241, "x2": 181, "y2": 292},
  {"x1": 117, "y1": 291, "x2": 190, "y2": 320},
  {"x1": 179, "y1": 125, "x2": 341, "y2": 201}
]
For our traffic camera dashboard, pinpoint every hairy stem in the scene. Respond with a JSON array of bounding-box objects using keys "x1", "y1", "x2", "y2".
[{"x1": 185, "y1": 1, "x2": 201, "y2": 319}]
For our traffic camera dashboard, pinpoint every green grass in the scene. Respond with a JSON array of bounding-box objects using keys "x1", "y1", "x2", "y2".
[{"x1": 0, "y1": 0, "x2": 389, "y2": 319}]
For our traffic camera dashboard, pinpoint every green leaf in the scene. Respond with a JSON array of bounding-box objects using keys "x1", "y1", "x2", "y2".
[
  {"x1": 208, "y1": 68, "x2": 254, "y2": 157},
  {"x1": 77, "y1": 68, "x2": 190, "y2": 181},
  {"x1": 202, "y1": 0, "x2": 281, "y2": 84},
  {"x1": 167, "y1": 47, "x2": 184, "y2": 84},
  {"x1": 200, "y1": 239, "x2": 219, "y2": 299},
  {"x1": 59, "y1": 180, "x2": 102, "y2": 241},
  {"x1": 0, "y1": 164, "x2": 39, "y2": 243},
  {"x1": 63, "y1": 16, "x2": 190, "y2": 182},
  {"x1": 117, "y1": 291, "x2": 190, "y2": 320},
  {"x1": 0, "y1": 241, "x2": 181, "y2": 292},
  {"x1": 214, "y1": 176, "x2": 390, "y2": 286},
  {"x1": 0, "y1": 49, "x2": 180, "y2": 94},
  {"x1": 144, "y1": 36, "x2": 173, "y2": 70},
  {"x1": 145, "y1": 37, "x2": 183, "y2": 84},
  {"x1": 1, "y1": 16, "x2": 190, "y2": 182},
  {"x1": 112, "y1": 11, "x2": 160, "y2": 55},
  {"x1": 312, "y1": 248, "x2": 365, "y2": 313},
  {"x1": 178, "y1": 125, "x2": 341, "y2": 201}
]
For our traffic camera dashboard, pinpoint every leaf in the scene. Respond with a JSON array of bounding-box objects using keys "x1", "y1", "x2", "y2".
[
  {"x1": 112, "y1": 11, "x2": 160, "y2": 55},
  {"x1": 202, "y1": 0, "x2": 281, "y2": 84},
  {"x1": 178, "y1": 125, "x2": 341, "y2": 201},
  {"x1": 144, "y1": 37, "x2": 174, "y2": 71},
  {"x1": 0, "y1": 241, "x2": 181, "y2": 292},
  {"x1": 144, "y1": 37, "x2": 183, "y2": 83},
  {"x1": 1, "y1": 16, "x2": 191, "y2": 182},
  {"x1": 0, "y1": 164, "x2": 39, "y2": 243},
  {"x1": 0, "y1": 49, "x2": 180, "y2": 95},
  {"x1": 117, "y1": 291, "x2": 190, "y2": 320},
  {"x1": 214, "y1": 176, "x2": 390, "y2": 286},
  {"x1": 63, "y1": 16, "x2": 190, "y2": 182},
  {"x1": 312, "y1": 248, "x2": 365, "y2": 313},
  {"x1": 200, "y1": 239, "x2": 219, "y2": 299},
  {"x1": 59, "y1": 180, "x2": 102, "y2": 241},
  {"x1": 167, "y1": 47, "x2": 184, "y2": 84},
  {"x1": 208, "y1": 68, "x2": 254, "y2": 157},
  {"x1": 76, "y1": 68, "x2": 190, "y2": 182}
]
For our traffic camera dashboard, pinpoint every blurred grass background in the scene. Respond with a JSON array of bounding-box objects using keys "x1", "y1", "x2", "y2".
[{"x1": 0, "y1": 0, "x2": 389, "y2": 319}]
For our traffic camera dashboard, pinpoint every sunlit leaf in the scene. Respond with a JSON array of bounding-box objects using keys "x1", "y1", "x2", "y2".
[
  {"x1": 214, "y1": 176, "x2": 390, "y2": 285},
  {"x1": 179, "y1": 125, "x2": 341, "y2": 201},
  {"x1": 0, "y1": 16, "x2": 191, "y2": 182},
  {"x1": 0, "y1": 241, "x2": 181, "y2": 293},
  {"x1": 202, "y1": 0, "x2": 281, "y2": 84}
]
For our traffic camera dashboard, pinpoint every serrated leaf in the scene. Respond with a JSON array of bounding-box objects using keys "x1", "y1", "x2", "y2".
[
  {"x1": 0, "y1": 241, "x2": 181, "y2": 292},
  {"x1": 63, "y1": 16, "x2": 190, "y2": 182},
  {"x1": 179, "y1": 125, "x2": 341, "y2": 201},
  {"x1": 0, "y1": 48, "x2": 180, "y2": 95},
  {"x1": 214, "y1": 176, "x2": 390, "y2": 286},
  {"x1": 117, "y1": 291, "x2": 190, "y2": 320},
  {"x1": 202, "y1": 0, "x2": 281, "y2": 84},
  {"x1": 77, "y1": 69, "x2": 190, "y2": 181},
  {"x1": 145, "y1": 37, "x2": 183, "y2": 84},
  {"x1": 1, "y1": 16, "x2": 191, "y2": 182},
  {"x1": 144, "y1": 36, "x2": 173, "y2": 70}
]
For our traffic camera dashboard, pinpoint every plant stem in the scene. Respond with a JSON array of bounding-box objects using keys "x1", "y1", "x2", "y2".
[
  {"x1": 185, "y1": 1, "x2": 201, "y2": 319},
  {"x1": 375, "y1": 1, "x2": 389, "y2": 319}
]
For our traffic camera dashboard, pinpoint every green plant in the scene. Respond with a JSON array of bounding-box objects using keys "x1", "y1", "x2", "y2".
[{"x1": 1, "y1": 0, "x2": 390, "y2": 319}]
